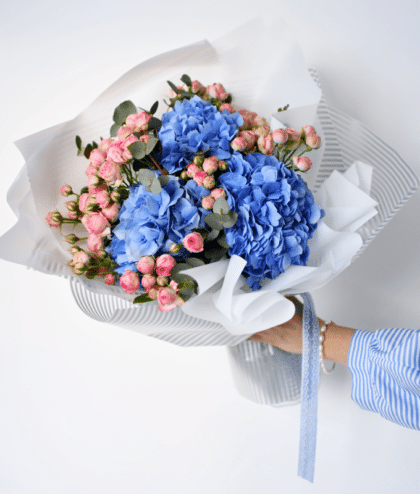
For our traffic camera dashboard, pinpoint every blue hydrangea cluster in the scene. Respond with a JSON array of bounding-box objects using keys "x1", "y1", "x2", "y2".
[
  {"x1": 218, "y1": 152, "x2": 325, "y2": 290},
  {"x1": 106, "y1": 176, "x2": 209, "y2": 274},
  {"x1": 158, "y1": 96, "x2": 243, "y2": 174}
]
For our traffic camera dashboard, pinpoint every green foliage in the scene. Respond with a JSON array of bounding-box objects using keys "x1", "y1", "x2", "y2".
[
  {"x1": 133, "y1": 293, "x2": 154, "y2": 304},
  {"x1": 180, "y1": 74, "x2": 192, "y2": 87},
  {"x1": 113, "y1": 100, "x2": 137, "y2": 125},
  {"x1": 149, "y1": 101, "x2": 159, "y2": 115}
]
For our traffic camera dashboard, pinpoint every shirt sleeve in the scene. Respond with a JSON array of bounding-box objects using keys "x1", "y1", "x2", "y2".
[{"x1": 347, "y1": 328, "x2": 420, "y2": 430}]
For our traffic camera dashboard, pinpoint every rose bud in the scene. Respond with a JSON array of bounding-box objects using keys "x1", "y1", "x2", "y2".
[
  {"x1": 101, "y1": 203, "x2": 120, "y2": 223},
  {"x1": 193, "y1": 155, "x2": 204, "y2": 166},
  {"x1": 202, "y1": 156, "x2": 219, "y2": 174},
  {"x1": 117, "y1": 125, "x2": 133, "y2": 141},
  {"x1": 175, "y1": 296, "x2": 185, "y2": 306},
  {"x1": 65, "y1": 234, "x2": 80, "y2": 244},
  {"x1": 99, "y1": 161, "x2": 121, "y2": 184},
  {"x1": 240, "y1": 131, "x2": 257, "y2": 148},
  {"x1": 231, "y1": 136, "x2": 248, "y2": 152},
  {"x1": 186, "y1": 163, "x2": 201, "y2": 178},
  {"x1": 104, "y1": 274, "x2": 116, "y2": 286},
  {"x1": 201, "y1": 195, "x2": 215, "y2": 210},
  {"x1": 86, "y1": 174, "x2": 102, "y2": 190},
  {"x1": 87, "y1": 233, "x2": 104, "y2": 253},
  {"x1": 137, "y1": 256, "x2": 155, "y2": 274},
  {"x1": 99, "y1": 138, "x2": 114, "y2": 152},
  {"x1": 141, "y1": 274, "x2": 157, "y2": 291},
  {"x1": 106, "y1": 141, "x2": 125, "y2": 164},
  {"x1": 60, "y1": 184, "x2": 73, "y2": 197},
  {"x1": 305, "y1": 134, "x2": 321, "y2": 149},
  {"x1": 148, "y1": 287, "x2": 160, "y2": 300},
  {"x1": 110, "y1": 191, "x2": 120, "y2": 203},
  {"x1": 157, "y1": 286, "x2": 177, "y2": 306},
  {"x1": 191, "y1": 80, "x2": 204, "y2": 94},
  {"x1": 73, "y1": 250, "x2": 90, "y2": 266},
  {"x1": 125, "y1": 112, "x2": 151, "y2": 132},
  {"x1": 170, "y1": 280, "x2": 179, "y2": 292},
  {"x1": 206, "y1": 83, "x2": 229, "y2": 101},
  {"x1": 95, "y1": 190, "x2": 110, "y2": 208},
  {"x1": 45, "y1": 211, "x2": 62, "y2": 228},
  {"x1": 302, "y1": 125, "x2": 316, "y2": 136},
  {"x1": 155, "y1": 254, "x2": 176, "y2": 276},
  {"x1": 65, "y1": 200, "x2": 78, "y2": 212},
  {"x1": 194, "y1": 171, "x2": 207, "y2": 187},
  {"x1": 257, "y1": 135, "x2": 275, "y2": 155},
  {"x1": 85, "y1": 164, "x2": 98, "y2": 176},
  {"x1": 120, "y1": 270, "x2": 140, "y2": 294},
  {"x1": 89, "y1": 149, "x2": 107, "y2": 168},
  {"x1": 293, "y1": 156, "x2": 313, "y2": 171},
  {"x1": 202, "y1": 175, "x2": 216, "y2": 190},
  {"x1": 286, "y1": 128, "x2": 302, "y2": 142},
  {"x1": 169, "y1": 243, "x2": 181, "y2": 254},
  {"x1": 156, "y1": 276, "x2": 168, "y2": 286},
  {"x1": 218, "y1": 160, "x2": 228, "y2": 171},
  {"x1": 210, "y1": 188, "x2": 227, "y2": 200},
  {"x1": 272, "y1": 128, "x2": 288, "y2": 145},
  {"x1": 219, "y1": 103, "x2": 235, "y2": 113},
  {"x1": 182, "y1": 232, "x2": 204, "y2": 253},
  {"x1": 180, "y1": 170, "x2": 189, "y2": 181},
  {"x1": 70, "y1": 246, "x2": 81, "y2": 255},
  {"x1": 81, "y1": 213, "x2": 110, "y2": 236},
  {"x1": 73, "y1": 262, "x2": 87, "y2": 275}
]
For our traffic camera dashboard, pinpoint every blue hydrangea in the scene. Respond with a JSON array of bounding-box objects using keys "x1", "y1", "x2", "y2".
[
  {"x1": 106, "y1": 176, "x2": 207, "y2": 274},
  {"x1": 219, "y1": 152, "x2": 325, "y2": 290},
  {"x1": 158, "y1": 96, "x2": 243, "y2": 174}
]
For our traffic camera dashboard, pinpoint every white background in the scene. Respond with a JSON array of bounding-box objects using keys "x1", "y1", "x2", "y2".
[{"x1": 1, "y1": 1, "x2": 420, "y2": 493}]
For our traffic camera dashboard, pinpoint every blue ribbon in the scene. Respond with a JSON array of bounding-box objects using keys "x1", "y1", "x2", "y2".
[{"x1": 298, "y1": 292, "x2": 320, "y2": 483}]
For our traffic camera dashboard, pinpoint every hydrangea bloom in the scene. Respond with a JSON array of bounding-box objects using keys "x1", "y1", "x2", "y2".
[
  {"x1": 106, "y1": 176, "x2": 207, "y2": 273},
  {"x1": 158, "y1": 96, "x2": 243, "y2": 174},
  {"x1": 219, "y1": 152, "x2": 324, "y2": 290}
]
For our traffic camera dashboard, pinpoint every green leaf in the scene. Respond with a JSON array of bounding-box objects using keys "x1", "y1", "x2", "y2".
[
  {"x1": 177, "y1": 280, "x2": 196, "y2": 301},
  {"x1": 185, "y1": 257, "x2": 205, "y2": 268},
  {"x1": 170, "y1": 263, "x2": 190, "y2": 277},
  {"x1": 138, "y1": 169, "x2": 156, "y2": 187},
  {"x1": 149, "y1": 101, "x2": 159, "y2": 115},
  {"x1": 80, "y1": 186, "x2": 89, "y2": 195},
  {"x1": 204, "y1": 213, "x2": 224, "y2": 231},
  {"x1": 180, "y1": 91, "x2": 192, "y2": 98},
  {"x1": 113, "y1": 100, "x2": 137, "y2": 125},
  {"x1": 180, "y1": 74, "x2": 192, "y2": 87},
  {"x1": 204, "y1": 247, "x2": 229, "y2": 262},
  {"x1": 84, "y1": 144, "x2": 93, "y2": 159},
  {"x1": 167, "y1": 80, "x2": 179, "y2": 93},
  {"x1": 216, "y1": 234, "x2": 230, "y2": 249},
  {"x1": 145, "y1": 136, "x2": 158, "y2": 155},
  {"x1": 212, "y1": 197, "x2": 229, "y2": 215},
  {"x1": 92, "y1": 141, "x2": 98, "y2": 149},
  {"x1": 220, "y1": 210, "x2": 238, "y2": 228},
  {"x1": 128, "y1": 141, "x2": 146, "y2": 160},
  {"x1": 158, "y1": 175, "x2": 170, "y2": 187},
  {"x1": 110, "y1": 123, "x2": 121, "y2": 137},
  {"x1": 133, "y1": 293, "x2": 154, "y2": 304},
  {"x1": 149, "y1": 178, "x2": 162, "y2": 195},
  {"x1": 205, "y1": 228, "x2": 220, "y2": 242},
  {"x1": 75, "y1": 135, "x2": 82, "y2": 149},
  {"x1": 148, "y1": 117, "x2": 162, "y2": 130}
]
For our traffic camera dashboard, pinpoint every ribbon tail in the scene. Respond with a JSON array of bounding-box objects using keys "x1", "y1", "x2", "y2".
[{"x1": 297, "y1": 292, "x2": 320, "y2": 483}]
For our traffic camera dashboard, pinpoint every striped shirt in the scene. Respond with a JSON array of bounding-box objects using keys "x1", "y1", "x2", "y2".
[{"x1": 347, "y1": 328, "x2": 420, "y2": 430}]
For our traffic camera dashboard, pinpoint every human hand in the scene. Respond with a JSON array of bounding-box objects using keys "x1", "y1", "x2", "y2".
[{"x1": 248, "y1": 296, "x2": 324, "y2": 354}]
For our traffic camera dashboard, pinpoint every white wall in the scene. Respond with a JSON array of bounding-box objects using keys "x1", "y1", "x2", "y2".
[{"x1": 1, "y1": 1, "x2": 419, "y2": 493}]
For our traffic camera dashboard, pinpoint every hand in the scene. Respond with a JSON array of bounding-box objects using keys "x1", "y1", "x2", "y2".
[{"x1": 248, "y1": 296, "x2": 324, "y2": 354}]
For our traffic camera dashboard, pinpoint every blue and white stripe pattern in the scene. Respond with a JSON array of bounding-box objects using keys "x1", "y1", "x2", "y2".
[{"x1": 348, "y1": 328, "x2": 420, "y2": 430}]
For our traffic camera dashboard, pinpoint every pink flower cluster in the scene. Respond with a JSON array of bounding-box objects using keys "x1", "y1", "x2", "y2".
[
  {"x1": 171, "y1": 80, "x2": 232, "y2": 111},
  {"x1": 119, "y1": 254, "x2": 185, "y2": 312}
]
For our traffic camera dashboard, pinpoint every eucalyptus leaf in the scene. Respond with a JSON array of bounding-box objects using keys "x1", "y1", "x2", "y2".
[
  {"x1": 212, "y1": 197, "x2": 229, "y2": 215},
  {"x1": 205, "y1": 228, "x2": 220, "y2": 242},
  {"x1": 180, "y1": 91, "x2": 192, "y2": 98},
  {"x1": 216, "y1": 234, "x2": 230, "y2": 249},
  {"x1": 113, "y1": 100, "x2": 137, "y2": 124},
  {"x1": 185, "y1": 257, "x2": 205, "y2": 268},
  {"x1": 84, "y1": 144, "x2": 93, "y2": 159},
  {"x1": 148, "y1": 117, "x2": 162, "y2": 130},
  {"x1": 204, "y1": 247, "x2": 229, "y2": 262},
  {"x1": 177, "y1": 282, "x2": 195, "y2": 301},
  {"x1": 133, "y1": 293, "x2": 154, "y2": 304},
  {"x1": 149, "y1": 179, "x2": 162, "y2": 195},
  {"x1": 138, "y1": 169, "x2": 156, "y2": 186},
  {"x1": 204, "y1": 213, "x2": 224, "y2": 231},
  {"x1": 149, "y1": 101, "x2": 159, "y2": 115},
  {"x1": 110, "y1": 123, "x2": 121, "y2": 137},
  {"x1": 75, "y1": 135, "x2": 82, "y2": 149},
  {"x1": 158, "y1": 175, "x2": 170, "y2": 187},
  {"x1": 170, "y1": 263, "x2": 190, "y2": 277},
  {"x1": 180, "y1": 74, "x2": 192, "y2": 87},
  {"x1": 221, "y1": 210, "x2": 238, "y2": 228},
  {"x1": 167, "y1": 80, "x2": 179, "y2": 93},
  {"x1": 171, "y1": 272, "x2": 197, "y2": 285},
  {"x1": 92, "y1": 141, "x2": 98, "y2": 149},
  {"x1": 128, "y1": 141, "x2": 146, "y2": 160},
  {"x1": 145, "y1": 136, "x2": 158, "y2": 155}
]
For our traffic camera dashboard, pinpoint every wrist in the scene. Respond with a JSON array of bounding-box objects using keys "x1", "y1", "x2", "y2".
[{"x1": 321, "y1": 321, "x2": 356, "y2": 366}]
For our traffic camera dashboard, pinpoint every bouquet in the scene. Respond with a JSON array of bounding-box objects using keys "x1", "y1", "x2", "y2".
[{"x1": 45, "y1": 75, "x2": 325, "y2": 314}]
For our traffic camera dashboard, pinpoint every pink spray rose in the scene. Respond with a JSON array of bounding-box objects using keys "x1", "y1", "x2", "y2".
[
  {"x1": 272, "y1": 128, "x2": 288, "y2": 145},
  {"x1": 210, "y1": 188, "x2": 226, "y2": 200},
  {"x1": 302, "y1": 125, "x2": 316, "y2": 136},
  {"x1": 104, "y1": 274, "x2": 116, "y2": 286},
  {"x1": 99, "y1": 160, "x2": 121, "y2": 183},
  {"x1": 155, "y1": 254, "x2": 176, "y2": 276},
  {"x1": 81, "y1": 213, "x2": 110, "y2": 236},
  {"x1": 157, "y1": 286, "x2": 177, "y2": 306},
  {"x1": 45, "y1": 211, "x2": 62, "y2": 228},
  {"x1": 193, "y1": 171, "x2": 207, "y2": 187},
  {"x1": 293, "y1": 156, "x2": 313, "y2": 171},
  {"x1": 201, "y1": 195, "x2": 215, "y2": 210},
  {"x1": 87, "y1": 233, "x2": 104, "y2": 253},
  {"x1": 120, "y1": 270, "x2": 140, "y2": 294},
  {"x1": 106, "y1": 141, "x2": 126, "y2": 164},
  {"x1": 60, "y1": 184, "x2": 72, "y2": 197},
  {"x1": 137, "y1": 256, "x2": 155, "y2": 274},
  {"x1": 99, "y1": 138, "x2": 114, "y2": 152},
  {"x1": 202, "y1": 175, "x2": 216, "y2": 190},
  {"x1": 121, "y1": 134, "x2": 139, "y2": 161},
  {"x1": 206, "y1": 83, "x2": 229, "y2": 101},
  {"x1": 231, "y1": 136, "x2": 248, "y2": 152},
  {"x1": 305, "y1": 134, "x2": 321, "y2": 149},
  {"x1": 89, "y1": 149, "x2": 106, "y2": 168},
  {"x1": 101, "y1": 202, "x2": 120, "y2": 223},
  {"x1": 141, "y1": 274, "x2": 157, "y2": 291},
  {"x1": 182, "y1": 232, "x2": 204, "y2": 253},
  {"x1": 219, "y1": 103, "x2": 235, "y2": 113},
  {"x1": 125, "y1": 112, "x2": 151, "y2": 132},
  {"x1": 202, "y1": 156, "x2": 219, "y2": 174},
  {"x1": 73, "y1": 250, "x2": 89, "y2": 266},
  {"x1": 117, "y1": 125, "x2": 134, "y2": 141},
  {"x1": 257, "y1": 135, "x2": 275, "y2": 155},
  {"x1": 186, "y1": 163, "x2": 201, "y2": 178}
]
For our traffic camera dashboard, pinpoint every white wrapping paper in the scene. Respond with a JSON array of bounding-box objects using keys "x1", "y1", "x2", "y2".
[{"x1": 2, "y1": 20, "x2": 415, "y2": 346}]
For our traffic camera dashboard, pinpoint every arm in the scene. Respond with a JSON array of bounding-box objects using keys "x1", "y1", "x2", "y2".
[{"x1": 249, "y1": 296, "x2": 355, "y2": 366}]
